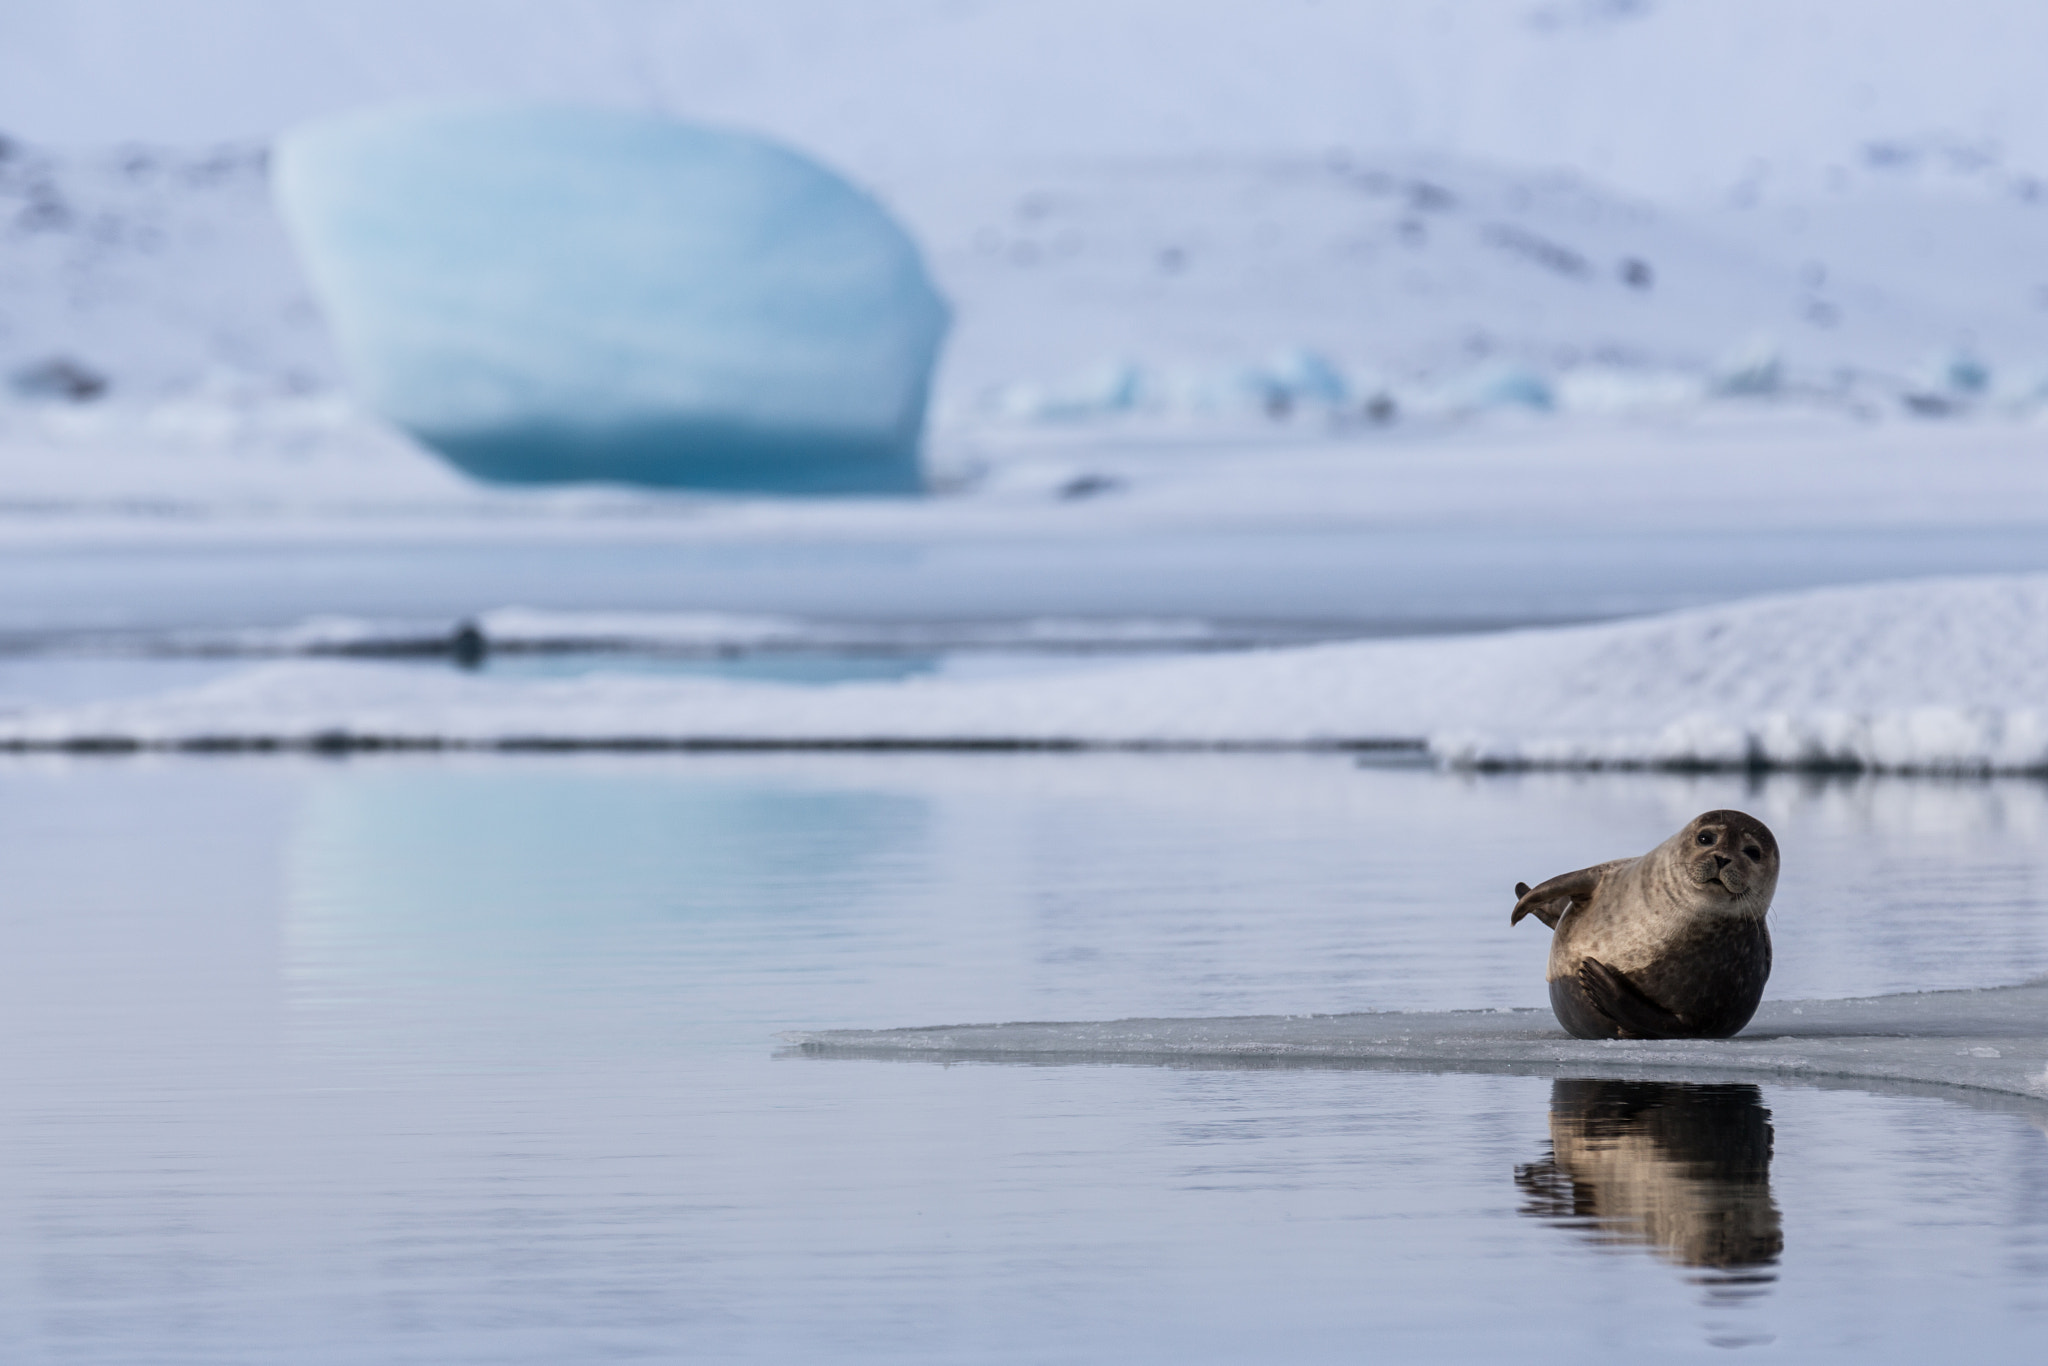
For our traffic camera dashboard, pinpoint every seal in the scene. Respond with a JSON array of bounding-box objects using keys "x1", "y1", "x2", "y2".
[{"x1": 1511, "y1": 810, "x2": 1778, "y2": 1040}]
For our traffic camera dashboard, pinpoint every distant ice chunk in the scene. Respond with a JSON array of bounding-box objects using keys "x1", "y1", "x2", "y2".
[
  {"x1": 1711, "y1": 335, "x2": 1783, "y2": 396},
  {"x1": 1555, "y1": 366, "x2": 1702, "y2": 414},
  {"x1": 1941, "y1": 349, "x2": 1993, "y2": 395},
  {"x1": 985, "y1": 350, "x2": 1359, "y2": 426},
  {"x1": 274, "y1": 103, "x2": 948, "y2": 494},
  {"x1": 1903, "y1": 348, "x2": 1996, "y2": 417},
  {"x1": 1248, "y1": 349, "x2": 1350, "y2": 413},
  {"x1": 1456, "y1": 364, "x2": 1555, "y2": 412},
  {"x1": 991, "y1": 361, "x2": 1145, "y2": 422}
]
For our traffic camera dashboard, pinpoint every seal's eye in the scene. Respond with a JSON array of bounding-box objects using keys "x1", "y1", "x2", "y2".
[
  {"x1": 1697, "y1": 830, "x2": 1717, "y2": 846},
  {"x1": 1744, "y1": 846, "x2": 1762, "y2": 860}
]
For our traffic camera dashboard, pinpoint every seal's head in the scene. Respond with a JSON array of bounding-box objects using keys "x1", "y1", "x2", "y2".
[{"x1": 1678, "y1": 809, "x2": 1779, "y2": 905}]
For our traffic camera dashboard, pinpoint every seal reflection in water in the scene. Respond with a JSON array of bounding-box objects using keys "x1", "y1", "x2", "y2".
[
  {"x1": 1516, "y1": 1079, "x2": 1783, "y2": 1279},
  {"x1": 1512, "y1": 810, "x2": 1779, "y2": 1040}
]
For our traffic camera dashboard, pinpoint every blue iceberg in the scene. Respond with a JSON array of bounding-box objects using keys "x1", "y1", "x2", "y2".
[{"x1": 273, "y1": 104, "x2": 948, "y2": 494}]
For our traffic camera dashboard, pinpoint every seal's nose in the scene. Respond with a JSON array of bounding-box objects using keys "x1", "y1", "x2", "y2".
[{"x1": 1713, "y1": 854, "x2": 1731, "y2": 869}]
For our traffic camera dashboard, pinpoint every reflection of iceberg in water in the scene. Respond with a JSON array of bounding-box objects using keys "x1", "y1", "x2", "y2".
[
  {"x1": 1517, "y1": 1079, "x2": 1782, "y2": 1286},
  {"x1": 284, "y1": 767, "x2": 930, "y2": 991}
]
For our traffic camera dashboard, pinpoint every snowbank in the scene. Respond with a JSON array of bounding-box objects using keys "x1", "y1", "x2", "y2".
[{"x1": 3, "y1": 574, "x2": 2046, "y2": 772}]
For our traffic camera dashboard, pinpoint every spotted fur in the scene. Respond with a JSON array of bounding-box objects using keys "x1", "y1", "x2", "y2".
[{"x1": 1512, "y1": 810, "x2": 1779, "y2": 1040}]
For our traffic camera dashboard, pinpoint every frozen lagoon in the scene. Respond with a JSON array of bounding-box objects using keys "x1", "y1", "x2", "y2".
[
  {"x1": 0, "y1": 751, "x2": 2043, "y2": 1361},
  {"x1": 3, "y1": 401, "x2": 2048, "y2": 1359}
]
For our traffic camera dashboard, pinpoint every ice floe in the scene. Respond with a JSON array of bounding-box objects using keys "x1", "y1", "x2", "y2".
[
  {"x1": 784, "y1": 980, "x2": 2048, "y2": 1105},
  {"x1": 1, "y1": 573, "x2": 2046, "y2": 769}
]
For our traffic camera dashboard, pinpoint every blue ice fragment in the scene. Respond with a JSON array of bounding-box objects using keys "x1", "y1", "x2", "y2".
[
  {"x1": 1261, "y1": 350, "x2": 1350, "y2": 407},
  {"x1": 1942, "y1": 350, "x2": 1991, "y2": 395},
  {"x1": 1711, "y1": 336, "x2": 1783, "y2": 397},
  {"x1": 273, "y1": 103, "x2": 949, "y2": 494},
  {"x1": 1461, "y1": 364, "x2": 1555, "y2": 412}
]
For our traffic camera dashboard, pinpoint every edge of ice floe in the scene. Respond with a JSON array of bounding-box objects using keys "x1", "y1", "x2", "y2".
[
  {"x1": 4, "y1": 721, "x2": 2048, "y2": 775},
  {"x1": 6, "y1": 573, "x2": 2048, "y2": 771},
  {"x1": 780, "y1": 982, "x2": 2048, "y2": 1106}
]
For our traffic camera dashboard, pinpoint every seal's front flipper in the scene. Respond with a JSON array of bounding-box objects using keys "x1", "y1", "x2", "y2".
[
  {"x1": 1511, "y1": 866, "x2": 1601, "y2": 929},
  {"x1": 1576, "y1": 959, "x2": 1688, "y2": 1039}
]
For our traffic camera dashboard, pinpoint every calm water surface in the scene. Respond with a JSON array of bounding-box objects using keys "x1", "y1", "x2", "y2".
[{"x1": 0, "y1": 754, "x2": 2042, "y2": 1362}]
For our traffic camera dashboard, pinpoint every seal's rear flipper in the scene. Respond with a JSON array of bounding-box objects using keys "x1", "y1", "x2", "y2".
[{"x1": 1576, "y1": 959, "x2": 1688, "y2": 1039}]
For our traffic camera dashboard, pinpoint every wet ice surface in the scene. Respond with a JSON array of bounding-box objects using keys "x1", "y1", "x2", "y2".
[
  {"x1": 0, "y1": 754, "x2": 2044, "y2": 1360},
  {"x1": 793, "y1": 984, "x2": 2048, "y2": 1103}
]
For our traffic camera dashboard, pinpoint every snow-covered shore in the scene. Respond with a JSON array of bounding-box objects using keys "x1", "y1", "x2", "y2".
[{"x1": 6, "y1": 573, "x2": 2046, "y2": 772}]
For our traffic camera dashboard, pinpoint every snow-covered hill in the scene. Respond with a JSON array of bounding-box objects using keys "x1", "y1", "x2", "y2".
[
  {"x1": 9, "y1": 1, "x2": 2048, "y2": 209},
  {"x1": 4, "y1": 133, "x2": 2045, "y2": 432},
  {"x1": 4, "y1": 1, "x2": 2048, "y2": 424},
  {"x1": 922, "y1": 148, "x2": 2048, "y2": 421},
  {"x1": 0, "y1": 137, "x2": 337, "y2": 402}
]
